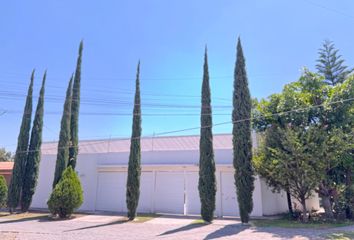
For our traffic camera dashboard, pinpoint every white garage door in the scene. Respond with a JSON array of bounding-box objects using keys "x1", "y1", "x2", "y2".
[
  {"x1": 96, "y1": 171, "x2": 153, "y2": 214},
  {"x1": 185, "y1": 172, "x2": 200, "y2": 215},
  {"x1": 137, "y1": 172, "x2": 153, "y2": 213},
  {"x1": 221, "y1": 172, "x2": 239, "y2": 217},
  {"x1": 155, "y1": 172, "x2": 185, "y2": 214},
  {"x1": 96, "y1": 172, "x2": 127, "y2": 212}
]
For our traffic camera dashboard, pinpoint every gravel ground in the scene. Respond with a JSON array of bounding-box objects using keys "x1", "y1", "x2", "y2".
[{"x1": 0, "y1": 214, "x2": 353, "y2": 240}]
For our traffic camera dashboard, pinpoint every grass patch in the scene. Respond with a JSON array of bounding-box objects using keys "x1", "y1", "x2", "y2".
[
  {"x1": 323, "y1": 232, "x2": 354, "y2": 240},
  {"x1": 252, "y1": 219, "x2": 354, "y2": 229},
  {"x1": 0, "y1": 211, "x2": 48, "y2": 220},
  {"x1": 191, "y1": 219, "x2": 209, "y2": 225},
  {"x1": 133, "y1": 213, "x2": 160, "y2": 223},
  {"x1": 0, "y1": 211, "x2": 89, "y2": 222}
]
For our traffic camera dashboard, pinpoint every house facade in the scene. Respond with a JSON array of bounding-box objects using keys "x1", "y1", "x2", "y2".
[
  {"x1": 31, "y1": 134, "x2": 319, "y2": 217},
  {"x1": 0, "y1": 162, "x2": 14, "y2": 185}
]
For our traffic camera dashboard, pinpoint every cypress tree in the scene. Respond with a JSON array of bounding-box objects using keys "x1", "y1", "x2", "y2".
[
  {"x1": 198, "y1": 47, "x2": 216, "y2": 222},
  {"x1": 69, "y1": 41, "x2": 83, "y2": 169},
  {"x1": 53, "y1": 77, "x2": 73, "y2": 188},
  {"x1": 7, "y1": 70, "x2": 34, "y2": 212},
  {"x1": 21, "y1": 71, "x2": 46, "y2": 212},
  {"x1": 232, "y1": 38, "x2": 254, "y2": 223},
  {"x1": 126, "y1": 62, "x2": 142, "y2": 220},
  {"x1": 316, "y1": 40, "x2": 353, "y2": 85}
]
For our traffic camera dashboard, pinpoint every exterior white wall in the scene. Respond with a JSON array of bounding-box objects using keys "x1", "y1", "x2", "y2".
[
  {"x1": 31, "y1": 147, "x2": 313, "y2": 217},
  {"x1": 31, "y1": 153, "x2": 98, "y2": 212},
  {"x1": 31, "y1": 154, "x2": 56, "y2": 208},
  {"x1": 260, "y1": 179, "x2": 288, "y2": 215},
  {"x1": 292, "y1": 192, "x2": 321, "y2": 212},
  {"x1": 97, "y1": 149, "x2": 232, "y2": 166}
]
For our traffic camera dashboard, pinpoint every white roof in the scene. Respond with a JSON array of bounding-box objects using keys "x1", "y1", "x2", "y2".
[{"x1": 41, "y1": 134, "x2": 235, "y2": 155}]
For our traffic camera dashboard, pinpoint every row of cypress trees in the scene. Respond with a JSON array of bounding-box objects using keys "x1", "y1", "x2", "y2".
[
  {"x1": 198, "y1": 38, "x2": 254, "y2": 223},
  {"x1": 7, "y1": 41, "x2": 83, "y2": 214},
  {"x1": 52, "y1": 41, "x2": 83, "y2": 188},
  {"x1": 8, "y1": 39, "x2": 253, "y2": 223},
  {"x1": 126, "y1": 38, "x2": 254, "y2": 224},
  {"x1": 7, "y1": 70, "x2": 46, "y2": 213}
]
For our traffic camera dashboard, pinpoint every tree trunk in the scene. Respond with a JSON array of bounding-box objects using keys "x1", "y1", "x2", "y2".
[
  {"x1": 322, "y1": 195, "x2": 334, "y2": 219},
  {"x1": 319, "y1": 182, "x2": 334, "y2": 219},
  {"x1": 300, "y1": 197, "x2": 308, "y2": 222},
  {"x1": 345, "y1": 168, "x2": 353, "y2": 219},
  {"x1": 286, "y1": 190, "x2": 294, "y2": 218}
]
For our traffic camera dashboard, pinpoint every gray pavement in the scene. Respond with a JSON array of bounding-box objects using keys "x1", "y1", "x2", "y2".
[{"x1": 0, "y1": 214, "x2": 353, "y2": 240}]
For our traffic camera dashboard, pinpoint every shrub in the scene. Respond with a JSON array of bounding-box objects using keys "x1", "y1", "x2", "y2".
[
  {"x1": 0, "y1": 175, "x2": 7, "y2": 208},
  {"x1": 47, "y1": 166, "x2": 83, "y2": 218}
]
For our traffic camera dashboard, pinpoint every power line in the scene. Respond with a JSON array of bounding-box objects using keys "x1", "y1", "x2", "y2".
[
  {"x1": 0, "y1": 86, "x2": 232, "y2": 102},
  {"x1": 0, "y1": 91, "x2": 233, "y2": 109},
  {"x1": 301, "y1": 0, "x2": 354, "y2": 20},
  {"x1": 8, "y1": 95, "x2": 354, "y2": 154},
  {"x1": 1, "y1": 110, "x2": 231, "y2": 117}
]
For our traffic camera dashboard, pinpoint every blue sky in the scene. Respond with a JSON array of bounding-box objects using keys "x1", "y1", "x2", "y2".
[{"x1": 1, "y1": 0, "x2": 354, "y2": 151}]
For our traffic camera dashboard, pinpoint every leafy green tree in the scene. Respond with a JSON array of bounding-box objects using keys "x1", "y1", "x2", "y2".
[
  {"x1": 7, "y1": 70, "x2": 34, "y2": 212},
  {"x1": 253, "y1": 71, "x2": 354, "y2": 219},
  {"x1": 0, "y1": 176, "x2": 7, "y2": 208},
  {"x1": 126, "y1": 62, "x2": 142, "y2": 220},
  {"x1": 255, "y1": 126, "x2": 351, "y2": 221},
  {"x1": 0, "y1": 148, "x2": 13, "y2": 162},
  {"x1": 69, "y1": 41, "x2": 83, "y2": 169},
  {"x1": 316, "y1": 40, "x2": 353, "y2": 86},
  {"x1": 198, "y1": 47, "x2": 216, "y2": 222},
  {"x1": 53, "y1": 77, "x2": 73, "y2": 188},
  {"x1": 232, "y1": 38, "x2": 254, "y2": 223},
  {"x1": 21, "y1": 72, "x2": 46, "y2": 212},
  {"x1": 47, "y1": 166, "x2": 83, "y2": 218}
]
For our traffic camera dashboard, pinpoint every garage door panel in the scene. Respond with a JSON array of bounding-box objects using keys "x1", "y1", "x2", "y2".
[
  {"x1": 221, "y1": 172, "x2": 239, "y2": 217},
  {"x1": 96, "y1": 172, "x2": 126, "y2": 212},
  {"x1": 155, "y1": 172, "x2": 184, "y2": 214},
  {"x1": 185, "y1": 172, "x2": 200, "y2": 215},
  {"x1": 137, "y1": 172, "x2": 153, "y2": 213}
]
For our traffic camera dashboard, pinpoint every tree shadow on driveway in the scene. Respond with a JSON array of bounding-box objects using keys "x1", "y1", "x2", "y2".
[
  {"x1": 250, "y1": 226, "x2": 331, "y2": 240},
  {"x1": 64, "y1": 219, "x2": 129, "y2": 232},
  {"x1": 203, "y1": 223, "x2": 248, "y2": 240},
  {"x1": 0, "y1": 215, "x2": 50, "y2": 224},
  {"x1": 158, "y1": 223, "x2": 207, "y2": 236}
]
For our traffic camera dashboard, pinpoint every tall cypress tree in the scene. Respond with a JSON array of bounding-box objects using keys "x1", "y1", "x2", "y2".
[
  {"x1": 126, "y1": 62, "x2": 142, "y2": 220},
  {"x1": 232, "y1": 38, "x2": 254, "y2": 223},
  {"x1": 69, "y1": 41, "x2": 83, "y2": 169},
  {"x1": 7, "y1": 70, "x2": 34, "y2": 212},
  {"x1": 198, "y1": 47, "x2": 216, "y2": 222},
  {"x1": 53, "y1": 77, "x2": 73, "y2": 188},
  {"x1": 21, "y1": 71, "x2": 46, "y2": 212}
]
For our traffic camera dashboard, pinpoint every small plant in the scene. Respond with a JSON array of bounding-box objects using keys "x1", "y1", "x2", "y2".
[
  {"x1": 0, "y1": 175, "x2": 7, "y2": 208},
  {"x1": 47, "y1": 166, "x2": 83, "y2": 218}
]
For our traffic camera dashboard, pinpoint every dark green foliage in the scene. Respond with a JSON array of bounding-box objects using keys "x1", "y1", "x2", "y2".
[
  {"x1": 53, "y1": 77, "x2": 73, "y2": 189},
  {"x1": 7, "y1": 70, "x2": 34, "y2": 212},
  {"x1": 254, "y1": 126, "x2": 324, "y2": 222},
  {"x1": 232, "y1": 38, "x2": 254, "y2": 223},
  {"x1": 316, "y1": 40, "x2": 353, "y2": 86},
  {"x1": 0, "y1": 175, "x2": 7, "y2": 208},
  {"x1": 198, "y1": 48, "x2": 216, "y2": 222},
  {"x1": 47, "y1": 166, "x2": 83, "y2": 219},
  {"x1": 0, "y1": 148, "x2": 13, "y2": 162},
  {"x1": 126, "y1": 62, "x2": 142, "y2": 220},
  {"x1": 21, "y1": 72, "x2": 46, "y2": 212},
  {"x1": 69, "y1": 41, "x2": 83, "y2": 169},
  {"x1": 253, "y1": 71, "x2": 354, "y2": 220}
]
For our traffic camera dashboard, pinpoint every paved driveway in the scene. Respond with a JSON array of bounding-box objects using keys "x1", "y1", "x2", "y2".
[{"x1": 0, "y1": 214, "x2": 353, "y2": 240}]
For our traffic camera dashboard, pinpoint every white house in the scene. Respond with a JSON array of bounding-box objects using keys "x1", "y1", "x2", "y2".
[{"x1": 31, "y1": 134, "x2": 319, "y2": 217}]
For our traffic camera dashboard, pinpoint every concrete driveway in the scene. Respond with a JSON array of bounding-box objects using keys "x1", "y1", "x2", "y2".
[{"x1": 0, "y1": 214, "x2": 353, "y2": 240}]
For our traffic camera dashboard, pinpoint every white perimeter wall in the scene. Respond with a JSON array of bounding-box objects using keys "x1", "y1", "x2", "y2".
[{"x1": 31, "y1": 149, "x2": 312, "y2": 217}]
